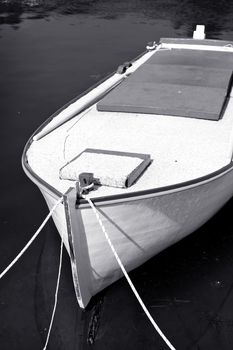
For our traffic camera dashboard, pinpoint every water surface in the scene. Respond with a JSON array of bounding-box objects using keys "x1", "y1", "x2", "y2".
[{"x1": 1, "y1": 1, "x2": 233, "y2": 349}]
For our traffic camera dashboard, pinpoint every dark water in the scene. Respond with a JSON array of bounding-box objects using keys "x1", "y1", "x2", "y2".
[{"x1": 1, "y1": 1, "x2": 233, "y2": 349}]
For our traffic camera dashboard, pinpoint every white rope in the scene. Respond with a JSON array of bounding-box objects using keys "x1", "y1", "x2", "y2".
[
  {"x1": 43, "y1": 234, "x2": 64, "y2": 350},
  {"x1": 84, "y1": 196, "x2": 176, "y2": 350},
  {"x1": 0, "y1": 195, "x2": 64, "y2": 350},
  {"x1": 0, "y1": 196, "x2": 63, "y2": 280}
]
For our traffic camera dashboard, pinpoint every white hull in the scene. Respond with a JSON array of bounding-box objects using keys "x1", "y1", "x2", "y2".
[
  {"x1": 22, "y1": 34, "x2": 233, "y2": 308},
  {"x1": 40, "y1": 164, "x2": 233, "y2": 308}
]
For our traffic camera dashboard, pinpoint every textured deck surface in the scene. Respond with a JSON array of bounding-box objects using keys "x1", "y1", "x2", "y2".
[
  {"x1": 26, "y1": 45, "x2": 233, "y2": 198},
  {"x1": 27, "y1": 96, "x2": 233, "y2": 198}
]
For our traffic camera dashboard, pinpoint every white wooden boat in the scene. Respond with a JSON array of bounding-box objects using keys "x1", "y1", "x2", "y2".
[{"x1": 22, "y1": 26, "x2": 233, "y2": 309}]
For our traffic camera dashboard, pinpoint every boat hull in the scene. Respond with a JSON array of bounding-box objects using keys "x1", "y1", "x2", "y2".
[
  {"x1": 39, "y1": 163, "x2": 233, "y2": 308},
  {"x1": 21, "y1": 37, "x2": 233, "y2": 308}
]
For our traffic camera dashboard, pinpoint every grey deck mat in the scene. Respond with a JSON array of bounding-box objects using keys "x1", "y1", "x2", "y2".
[
  {"x1": 97, "y1": 48, "x2": 233, "y2": 120},
  {"x1": 160, "y1": 38, "x2": 233, "y2": 47}
]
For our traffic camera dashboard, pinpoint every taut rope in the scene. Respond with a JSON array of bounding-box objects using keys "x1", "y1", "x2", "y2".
[
  {"x1": 83, "y1": 195, "x2": 176, "y2": 350},
  {"x1": 0, "y1": 197, "x2": 63, "y2": 280},
  {"x1": 0, "y1": 196, "x2": 64, "y2": 350}
]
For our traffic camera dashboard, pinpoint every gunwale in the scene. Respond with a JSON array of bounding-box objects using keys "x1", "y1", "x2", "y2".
[
  {"x1": 21, "y1": 35, "x2": 233, "y2": 311},
  {"x1": 22, "y1": 38, "x2": 233, "y2": 207}
]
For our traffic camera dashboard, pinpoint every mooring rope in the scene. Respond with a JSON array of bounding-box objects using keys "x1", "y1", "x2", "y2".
[
  {"x1": 0, "y1": 197, "x2": 63, "y2": 280},
  {"x1": 43, "y1": 233, "x2": 64, "y2": 350},
  {"x1": 83, "y1": 195, "x2": 176, "y2": 350},
  {"x1": 0, "y1": 196, "x2": 64, "y2": 350},
  {"x1": 0, "y1": 191, "x2": 176, "y2": 349}
]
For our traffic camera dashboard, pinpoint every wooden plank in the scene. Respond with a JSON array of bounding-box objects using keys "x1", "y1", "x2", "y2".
[
  {"x1": 160, "y1": 38, "x2": 233, "y2": 47},
  {"x1": 147, "y1": 48, "x2": 233, "y2": 69}
]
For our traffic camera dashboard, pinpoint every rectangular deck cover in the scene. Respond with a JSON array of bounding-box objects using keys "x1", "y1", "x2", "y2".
[
  {"x1": 97, "y1": 48, "x2": 233, "y2": 120},
  {"x1": 59, "y1": 149, "x2": 151, "y2": 188}
]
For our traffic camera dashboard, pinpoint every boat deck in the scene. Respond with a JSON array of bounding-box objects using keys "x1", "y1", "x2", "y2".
[{"x1": 27, "y1": 97, "x2": 233, "y2": 198}]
